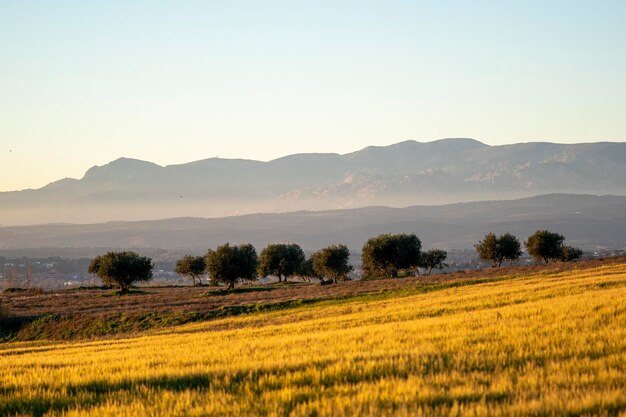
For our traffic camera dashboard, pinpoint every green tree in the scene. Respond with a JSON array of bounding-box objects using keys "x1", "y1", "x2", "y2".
[
  {"x1": 205, "y1": 243, "x2": 258, "y2": 290},
  {"x1": 236, "y1": 243, "x2": 259, "y2": 285},
  {"x1": 361, "y1": 233, "x2": 421, "y2": 278},
  {"x1": 475, "y1": 233, "x2": 498, "y2": 266},
  {"x1": 257, "y1": 243, "x2": 306, "y2": 282},
  {"x1": 311, "y1": 244, "x2": 353, "y2": 283},
  {"x1": 175, "y1": 255, "x2": 206, "y2": 286},
  {"x1": 560, "y1": 245, "x2": 583, "y2": 262},
  {"x1": 418, "y1": 249, "x2": 448, "y2": 275},
  {"x1": 296, "y1": 257, "x2": 319, "y2": 282},
  {"x1": 88, "y1": 251, "x2": 153, "y2": 293},
  {"x1": 524, "y1": 230, "x2": 565, "y2": 264},
  {"x1": 475, "y1": 232, "x2": 522, "y2": 267}
]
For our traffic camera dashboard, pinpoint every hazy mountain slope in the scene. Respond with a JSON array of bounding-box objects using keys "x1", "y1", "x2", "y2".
[
  {"x1": 1, "y1": 139, "x2": 625, "y2": 225},
  {"x1": 1, "y1": 194, "x2": 624, "y2": 256}
]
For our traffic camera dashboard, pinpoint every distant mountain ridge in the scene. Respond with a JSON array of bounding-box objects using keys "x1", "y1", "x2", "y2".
[
  {"x1": 1, "y1": 194, "x2": 625, "y2": 256},
  {"x1": 1, "y1": 138, "x2": 626, "y2": 225}
]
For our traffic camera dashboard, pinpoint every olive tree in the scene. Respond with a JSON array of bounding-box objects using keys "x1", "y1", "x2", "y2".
[
  {"x1": 175, "y1": 255, "x2": 206, "y2": 286},
  {"x1": 524, "y1": 230, "x2": 566, "y2": 264},
  {"x1": 295, "y1": 257, "x2": 320, "y2": 282},
  {"x1": 475, "y1": 232, "x2": 522, "y2": 267},
  {"x1": 524, "y1": 231, "x2": 585, "y2": 264},
  {"x1": 418, "y1": 249, "x2": 448, "y2": 275},
  {"x1": 88, "y1": 251, "x2": 153, "y2": 293},
  {"x1": 311, "y1": 244, "x2": 353, "y2": 283},
  {"x1": 560, "y1": 245, "x2": 583, "y2": 261},
  {"x1": 205, "y1": 243, "x2": 258, "y2": 290},
  {"x1": 361, "y1": 233, "x2": 421, "y2": 278},
  {"x1": 257, "y1": 243, "x2": 305, "y2": 282}
]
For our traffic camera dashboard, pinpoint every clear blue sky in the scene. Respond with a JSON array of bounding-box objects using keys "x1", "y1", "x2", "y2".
[{"x1": 1, "y1": 1, "x2": 625, "y2": 191}]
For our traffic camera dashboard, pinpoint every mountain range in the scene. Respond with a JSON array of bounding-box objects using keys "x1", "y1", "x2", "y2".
[{"x1": 1, "y1": 138, "x2": 626, "y2": 225}]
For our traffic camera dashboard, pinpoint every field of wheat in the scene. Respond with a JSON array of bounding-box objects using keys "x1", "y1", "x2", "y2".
[{"x1": 2, "y1": 262, "x2": 626, "y2": 417}]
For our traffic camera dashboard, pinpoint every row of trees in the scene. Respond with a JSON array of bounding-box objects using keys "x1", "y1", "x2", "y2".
[
  {"x1": 89, "y1": 235, "x2": 445, "y2": 291},
  {"x1": 88, "y1": 230, "x2": 582, "y2": 292},
  {"x1": 174, "y1": 243, "x2": 353, "y2": 290},
  {"x1": 475, "y1": 230, "x2": 582, "y2": 266}
]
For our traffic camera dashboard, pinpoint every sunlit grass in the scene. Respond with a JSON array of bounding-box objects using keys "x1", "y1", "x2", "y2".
[{"x1": 2, "y1": 263, "x2": 626, "y2": 416}]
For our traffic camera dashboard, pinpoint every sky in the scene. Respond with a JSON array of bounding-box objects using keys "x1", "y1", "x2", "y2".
[{"x1": 1, "y1": 1, "x2": 625, "y2": 192}]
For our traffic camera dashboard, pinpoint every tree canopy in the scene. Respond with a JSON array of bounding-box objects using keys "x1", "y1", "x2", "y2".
[
  {"x1": 361, "y1": 233, "x2": 421, "y2": 278},
  {"x1": 560, "y1": 245, "x2": 583, "y2": 262},
  {"x1": 175, "y1": 255, "x2": 206, "y2": 286},
  {"x1": 524, "y1": 230, "x2": 566, "y2": 263},
  {"x1": 88, "y1": 251, "x2": 153, "y2": 293},
  {"x1": 311, "y1": 244, "x2": 353, "y2": 283},
  {"x1": 257, "y1": 243, "x2": 306, "y2": 282},
  {"x1": 302, "y1": 257, "x2": 320, "y2": 280},
  {"x1": 205, "y1": 243, "x2": 258, "y2": 290},
  {"x1": 474, "y1": 232, "x2": 522, "y2": 267},
  {"x1": 418, "y1": 249, "x2": 448, "y2": 275}
]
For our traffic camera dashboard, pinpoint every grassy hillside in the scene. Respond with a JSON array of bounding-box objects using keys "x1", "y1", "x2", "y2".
[
  {"x1": 3, "y1": 259, "x2": 620, "y2": 342},
  {"x1": 2, "y1": 262, "x2": 626, "y2": 416}
]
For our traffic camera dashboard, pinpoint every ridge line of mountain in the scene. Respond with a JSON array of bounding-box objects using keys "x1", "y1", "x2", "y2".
[
  {"x1": 1, "y1": 193, "x2": 625, "y2": 256},
  {"x1": 1, "y1": 138, "x2": 625, "y2": 225}
]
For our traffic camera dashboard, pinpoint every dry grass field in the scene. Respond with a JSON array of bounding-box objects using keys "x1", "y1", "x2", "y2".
[{"x1": 2, "y1": 258, "x2": 626, "y2": 416}]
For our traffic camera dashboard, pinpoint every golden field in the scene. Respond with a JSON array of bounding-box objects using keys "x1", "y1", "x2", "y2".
[{"x1": 2, "y1": 262, "x2": 626, "y2": 416}]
